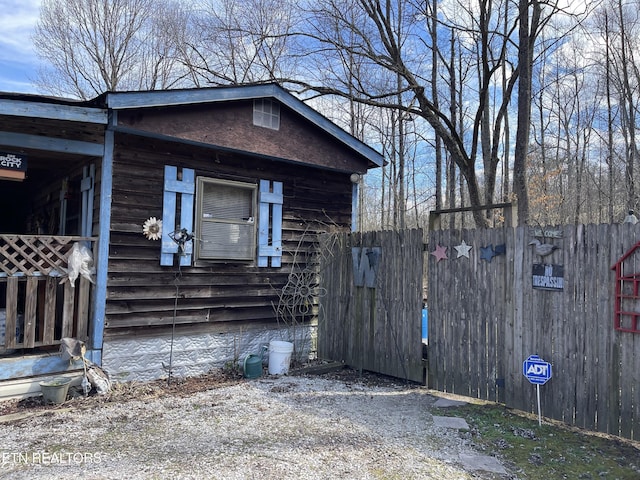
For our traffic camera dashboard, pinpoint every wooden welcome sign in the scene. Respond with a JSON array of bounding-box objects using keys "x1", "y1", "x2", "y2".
[{"x1": 0, "y1": 151, "x2": 27, "y2": 181}]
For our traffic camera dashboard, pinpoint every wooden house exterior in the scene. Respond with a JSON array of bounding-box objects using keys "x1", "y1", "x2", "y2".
[{"x1": 0, "y1": 84, "x2": 383, "y2": 395}]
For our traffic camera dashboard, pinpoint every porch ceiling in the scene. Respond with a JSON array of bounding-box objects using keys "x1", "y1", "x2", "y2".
[
  {"x1": 0, "y1": 114, "x2": 104, "y2": 178},
  {"x1": 0, "y1": 115, "x2": 104, "y2": 143}
]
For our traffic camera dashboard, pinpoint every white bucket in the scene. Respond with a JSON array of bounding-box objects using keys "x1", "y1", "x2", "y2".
[{"x1": 268, "y1": 340, "x2": 294, "y2": 375}]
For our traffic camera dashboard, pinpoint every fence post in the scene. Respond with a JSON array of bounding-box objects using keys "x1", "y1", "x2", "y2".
[{"x1": 504, "y1": 201, "x2": 518, "y2": 228}]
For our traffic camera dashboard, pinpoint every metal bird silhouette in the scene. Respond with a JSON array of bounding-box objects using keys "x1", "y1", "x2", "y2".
[{"x1": 529, "y1": 239, "x2": 558, "y2": 257}]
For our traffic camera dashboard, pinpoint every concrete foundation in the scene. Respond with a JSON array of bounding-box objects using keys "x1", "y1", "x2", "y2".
[{"x1": 102, "y1": 325, "x2": 314, "y2": 382}]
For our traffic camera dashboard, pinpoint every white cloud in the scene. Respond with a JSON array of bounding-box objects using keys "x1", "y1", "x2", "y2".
[
  {"x1": 0, "y1": 0, "x2": 40, "y2": 56},
  {"x1": 0, "y1": 0, "x2": 41, "y2": 93}
]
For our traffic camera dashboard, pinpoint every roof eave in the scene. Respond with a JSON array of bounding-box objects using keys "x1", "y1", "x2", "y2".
[{"x1": 105, "y1": 84, "x2": 384, "y2": 169}]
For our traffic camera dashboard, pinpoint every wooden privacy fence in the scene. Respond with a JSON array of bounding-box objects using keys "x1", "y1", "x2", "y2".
[
  {"x1": 317, "y1": 229, "x2": 424, "y2": 383},
  {"x1": 428, "y1": 223, "x2": 640, "y2": 441},
  {"x1": 0, "y1": 235, "x2": 96, "y2": 351}
]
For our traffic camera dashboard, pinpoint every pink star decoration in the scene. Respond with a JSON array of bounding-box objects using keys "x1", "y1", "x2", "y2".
[{"x1": 431, "y1": 244, "x2": 448, "y2": 262}]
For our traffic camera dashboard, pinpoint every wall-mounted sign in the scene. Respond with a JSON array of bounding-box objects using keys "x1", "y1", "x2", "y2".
[
  {"x1": 0, "y1": 151, "x2": 27, "y2": 181},
  {"x1": 532, "y1": 264, "x2": 564, "y2": 290}
]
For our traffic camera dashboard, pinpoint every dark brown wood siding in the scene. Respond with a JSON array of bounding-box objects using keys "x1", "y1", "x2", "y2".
[
  {"x1": 117, "y1": 101, "x2": 369, "y2": 173},
  {"x1": 105, "y1": 131, "x2": 354, "y2": 336}
]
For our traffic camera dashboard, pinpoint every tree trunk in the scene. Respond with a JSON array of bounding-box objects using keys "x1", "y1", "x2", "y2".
[{"x1": 513, "y1": 0, "x2": 538, "y2": 225}]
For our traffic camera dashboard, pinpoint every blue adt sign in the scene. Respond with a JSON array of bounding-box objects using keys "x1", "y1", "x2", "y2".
[{"x1": 523, "y1": 355, "x2": 552, "y2": 385}]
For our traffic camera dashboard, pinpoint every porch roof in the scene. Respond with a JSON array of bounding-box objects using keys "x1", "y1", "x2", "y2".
[
  {"x1": 0, "y1": 94, "x2": 107, "y2": 124},
  {"x1": 0, "y1": 97, "x2": 107, "y2": 176}
]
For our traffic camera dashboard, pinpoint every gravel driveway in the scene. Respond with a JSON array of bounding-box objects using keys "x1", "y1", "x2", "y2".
[{"x1": 1, "y1": 372, "x2": 510, "y2": 479}]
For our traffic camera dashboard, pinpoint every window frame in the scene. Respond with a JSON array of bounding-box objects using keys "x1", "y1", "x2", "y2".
[
  {"x1": 253, "y1": 98, "x2": 280, "y2": 130},
  {"x1": 193, "y1": 176, "x2": 258, "y2": 263}
]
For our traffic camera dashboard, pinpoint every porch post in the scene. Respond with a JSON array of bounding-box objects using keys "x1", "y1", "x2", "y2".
[{"x1": 89, "y1": 112, "x2": 115, "y2": 365}]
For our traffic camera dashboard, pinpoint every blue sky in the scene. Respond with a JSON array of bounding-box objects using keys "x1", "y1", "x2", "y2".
[{"x1": 0, "y1": 0, "x2": 41, "y2": 93}]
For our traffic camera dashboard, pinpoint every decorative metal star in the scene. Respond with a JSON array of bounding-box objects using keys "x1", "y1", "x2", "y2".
[
  {"x1": 454, "y1": 240, "x2": 473, "y2": 258},
  {"x1": 430, "y1": 244, "x2": 448, "y2": 262},
  {"x1": 480, "y1": 245, "x2": 495, "y2": 262}
]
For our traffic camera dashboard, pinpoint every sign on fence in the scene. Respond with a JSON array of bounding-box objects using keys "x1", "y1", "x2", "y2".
[
  {"x1": 352, "y1": 247, "x2": 381, "y2": 288},
  {"x1": 532, "y1": 264, "x2": 564, "y2": 291}
]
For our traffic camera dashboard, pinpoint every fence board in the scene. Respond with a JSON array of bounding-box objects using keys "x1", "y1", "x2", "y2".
[
  {"x1": 499, "y1": 225, "x2": 514, "y2": 404},
  {"x1": 5, "y1": 278, "x2": 18, "y2": 349},
  {"x1": 428, "y1": 223, "x2": 640, "y2": 441},
  {"x1": 43, "y1": 277, "x2": 57, "y2": 344},
  {"x1": 510, "y1": 226, "x2": 525, "y2": 410},
  {"x1": 595, "y1": 225, "x2": 611, "y2": 434},
  {"x1": 470, "y1": 228, "x2": 482, "y2": 399},
  {"x1": 429, "y1": 232, "x2": 444, "y2": 391},
  {"x1": 76, "y1": 276, "x2": 91, "y2": 341},
  {"x1": 23, "y1": 277, "x2": 38, "y2": 348},
  {"x1": 582, "y1": 224, "x2": 599, "y2": 430},
  {"x1": 607, "y1": 226, "x2": 623, "y2": 436},
  {"x1": 62, "y1": 283, "x2": 75, "y2": 339}
]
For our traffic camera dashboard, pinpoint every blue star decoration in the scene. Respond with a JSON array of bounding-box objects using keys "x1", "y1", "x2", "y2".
[
  {"x1": 480, "y1": 245, "x2": 495, "y2": 262},
  {"x1": 494, "y1": 244, "x2": 506, "y2": 256}
]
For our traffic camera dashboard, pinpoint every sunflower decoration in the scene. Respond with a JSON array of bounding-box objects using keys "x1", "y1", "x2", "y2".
[{"x1": 142, "y1": 216, "x2": 162, "y2": 241}]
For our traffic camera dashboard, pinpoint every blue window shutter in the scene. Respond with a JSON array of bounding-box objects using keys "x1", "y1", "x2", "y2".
[
  {"x1": 258, "y1": 180, "x2": 283, "y2": 267},
  {"x1": 161, "y1": 166, "x2": 195, "y2": 266}
]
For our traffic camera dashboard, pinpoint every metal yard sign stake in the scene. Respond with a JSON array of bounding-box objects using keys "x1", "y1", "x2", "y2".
[
  {"x1": 523, "y1": 354, "x2": 553, "y2": 426},
  {"x1": 536, "y1": 384, "x2": 542, "y2": 426}
]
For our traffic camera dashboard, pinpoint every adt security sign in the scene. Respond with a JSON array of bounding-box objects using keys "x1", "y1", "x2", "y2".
[{"x1": 523, "y1": 355, "x2": 552, "y2": 385}]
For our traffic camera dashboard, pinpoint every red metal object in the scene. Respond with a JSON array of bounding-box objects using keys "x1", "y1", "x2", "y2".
[{"x1": 611, "y1": 240, "x2": 640, "y2": 333}]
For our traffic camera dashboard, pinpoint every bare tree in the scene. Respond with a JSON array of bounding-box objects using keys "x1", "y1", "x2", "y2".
[
  {"x1": 33, "y1": 0, "x2": 190, "y2": 99},
  {"x1": 33, "y1": 0, "x2": 628, "y2": 229},
  {"x1": 525, "y1": 0, "x2": 640, "y2": 226},
  {"x1": 182, "y1": 0, "x2": 300, "y2": 86},
  {"x1": 613, "y1": 0, "x2": 640, "y2": 211},
  {"x1": 428, "y1": 0, "x2": 443, "y2": 212},
  {"x1": 281, "y1": 0, "x2": 566, "y2": 227},
  {"x1": 604, "y1": 10, "x2": 616, "y2": 222},
  {"x1": 586, "y1": 0, "x2": 640, "y2": 220}
]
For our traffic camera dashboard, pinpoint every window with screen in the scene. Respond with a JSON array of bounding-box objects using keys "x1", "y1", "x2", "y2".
[{"x1": 194, "y1": 177, "x2": 257, "y2": 261}]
